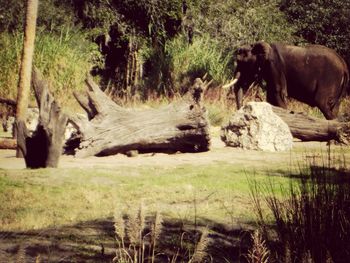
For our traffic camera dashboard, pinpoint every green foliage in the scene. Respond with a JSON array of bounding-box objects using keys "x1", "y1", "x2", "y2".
[
  {"x1": 166, "y1": 35, "x2": 232, "y2": 87},
  {"x1": 190, "y1": 0, "x2": 297, "y2": 52},
  {"x1": 0, "y1": 28, "x2": 100, "y2": 107},
  {"x1": 0, "y1": 33, "x2": 22, "y2": 100},
  {"x1": 0, "y1": 0, "x2": 76, "y2": 33},
  {"x1": 7, "y1": 0, "x2": 349, "y2": 102},
  {"x1": 281, "y1": 0, "x2": 350, "y2": 63},
  {"x1": 251, "y1": 154, "x2": 350, "y2": 262}
]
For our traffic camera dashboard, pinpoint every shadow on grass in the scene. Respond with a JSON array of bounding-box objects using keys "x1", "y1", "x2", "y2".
[
  {"x1": 0, "y1": 217, "x2": 256, "y2": 262},
  {"x1": 250, "y1": 164, "x2": 350, "y2": 263}
]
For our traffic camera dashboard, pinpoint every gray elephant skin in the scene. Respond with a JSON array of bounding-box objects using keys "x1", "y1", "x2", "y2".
[{"x1": 229, "y1": 42, "x2": 349, "y2": 120}]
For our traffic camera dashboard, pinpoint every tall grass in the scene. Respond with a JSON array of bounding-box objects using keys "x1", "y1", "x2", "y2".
[
  {"x1": 113, "y1": 203, "x2": 210, "y2": 263},
  {"x1": 0, "y1": 27, "x2": 100, "y2": 110},
  {"x1": 165, "y1": 35, "x2": 233, "y2": 92},
  {"x1": 250, "y1": 152, "x2": 350, "y2": 263}
]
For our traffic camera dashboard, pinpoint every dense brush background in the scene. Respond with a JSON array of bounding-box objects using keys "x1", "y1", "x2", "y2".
[{"x1": 0, "y1": 0, "x2": 349, "y2": 120}]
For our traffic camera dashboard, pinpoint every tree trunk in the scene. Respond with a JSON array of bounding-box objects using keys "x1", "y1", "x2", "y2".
[
  {"x1": 271, "y1": 106, "x2": 350, "y2": 144},
  {"x1": 66, "y1": 78, "x2": 211, "y2": 157},
  {"x1": 15, "y1": 0, "x2": 39, "y2": 157},
  {"x1": 16, "y1": 69, "x2": 68, "y2": 168}
]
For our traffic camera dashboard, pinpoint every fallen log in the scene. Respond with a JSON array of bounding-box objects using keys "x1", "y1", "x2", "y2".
[
  {"x1": 15, "y1": 68, "x2": 68, "y2": 168},
  {"x1": 271, "y1": 106, "x2": 350, "y2": 144},
  {"x1": 0, "y1": 97, "x2": 16, "y2": 107},
  {"x1": 66, "y1": 78, "x2": 211, "y2": 157},
  {"x1": 0, "y1": 97, "x2": 37, "y2": 109},
  {"x1": 0, "y1": 138, "x2": 16, "y2": 149}
]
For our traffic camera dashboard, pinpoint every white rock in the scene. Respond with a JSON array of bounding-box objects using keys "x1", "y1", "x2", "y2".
[{"x1": 221, "y1": 102, "x2": 293, "y2": 152}]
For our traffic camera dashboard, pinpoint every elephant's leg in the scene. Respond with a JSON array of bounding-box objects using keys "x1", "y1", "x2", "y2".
[
  {"x1": 315, "y1": 88, "x2": 339, "y2": 120},
  {"x1": 318, "y1": 106, "x2": 337, "y2": 120},
  {"x1": 266, "y1": 84, "x2": 288, "y2": 109},
  {"x1": 317, "y1": 98, "x2": 338, "y2": 120}
]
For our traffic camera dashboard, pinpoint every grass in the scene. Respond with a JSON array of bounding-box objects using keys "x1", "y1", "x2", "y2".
[
  {"x1": 0, "y1": 163, "x2": 292, "y2": 232},
  {"x1": 0, "y1": 140, "x2": 350, "y2": 261},
  {"x1": 0, "y1": 28, "x2": 100, "y2": 111},
  {"x1": 249, "y1": 149, "x2": 350, "y2": 262}
]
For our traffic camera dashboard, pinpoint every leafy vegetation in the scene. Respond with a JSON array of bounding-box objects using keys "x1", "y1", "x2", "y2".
[
  {"x1": 0, "y1": 28, "x2": 100, "y2": 107},
  {"x1": 281, "y1": 0, "x2": 350, "y2": 65},
  {"x1": 1, "y1": 0, "x2": 349, "y2": 122},
  {"x1": 251, "y1": 151, "x2": 350, "y2": 262}
]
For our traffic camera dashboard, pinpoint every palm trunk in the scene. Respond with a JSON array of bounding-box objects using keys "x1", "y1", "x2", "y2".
[{"x1": 15, "y1": 0, "x2": 39, "y2": 157}]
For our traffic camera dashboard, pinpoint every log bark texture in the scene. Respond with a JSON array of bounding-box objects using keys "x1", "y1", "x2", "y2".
[
  {"x1": 67, "y1": 78, "x2": 210, "y2": 157},
  {"x1": 0, "y1": 138, "x2": 16, "y2": 149},
  {"x1": 16, "y1": 68, "x2": 68, "y2": 168},
  {"x1": 271, "y1": 106, "x2": 350, "y2": 144}
]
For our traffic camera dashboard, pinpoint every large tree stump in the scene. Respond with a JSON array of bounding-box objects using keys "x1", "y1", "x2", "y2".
[
  {"x1": 66, "y1": 78, "x2": 211, "y2": 157},
  {"x1": 271, "y1": 106, "x2": 350, "y2": 144},
  {"x1": 16, "y1": 68, "x2": 68, "y2": 168}
]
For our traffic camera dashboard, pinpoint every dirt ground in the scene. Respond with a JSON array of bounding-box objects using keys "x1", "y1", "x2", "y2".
[{"x1": 0, "y1": 134, "x2": 338, "y2": 171}]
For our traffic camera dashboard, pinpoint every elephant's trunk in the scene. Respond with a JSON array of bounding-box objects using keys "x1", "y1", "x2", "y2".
[
  {"x1": 231, "y1": 71, "x2": 243, "y2": 109},
  {"x1": 224, "y1": 71, "x2": 243, "y2": 109}
]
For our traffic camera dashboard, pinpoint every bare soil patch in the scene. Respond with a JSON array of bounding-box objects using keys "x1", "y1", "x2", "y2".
[{"x1": 0, "y1": 136, "x2": 338, "y2": 171}]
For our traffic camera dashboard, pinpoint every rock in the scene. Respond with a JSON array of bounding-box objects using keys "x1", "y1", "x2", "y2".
[
  {"x1": 125, "y1": 150, "x2": 139, "y2": 157},
  {"x1": 3, "y1": 108, "x2": 78, "y2": 142},
  {"x1": 26, "y1": 107, "x2": 39, "y2": 134},
  {"x1": 221, "y1": 102, "x2": 293, "y2": 151},
  {"x1": 2, "y1": 108, "x2": 39, "y2": 136},
  {"x1": 65, "y1": 122, "x2": 78, "y2": 141},
  {"x1": 2, "y1": 116, "x2": 15, "y2": 133}
]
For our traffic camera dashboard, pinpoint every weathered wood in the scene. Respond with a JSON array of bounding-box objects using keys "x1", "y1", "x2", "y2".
[
  {"x1": 66, "y1": 78, "x2": 211, "y2": 157},
  {"x1": 0, "y1": 97, "x2": 16, "y2": 107},
  {"x1": 271, "y1": 106, "x2": 350, "y2": 143},
  {"x1": 0, "y1": 138, "x2": 16, "y2": 149},
  {"x1": 0, "y1": 97, "x2": 38, "y2": 109},
  {"x1": 15, "y1": 68, "x2": 68, "y2": 168}
]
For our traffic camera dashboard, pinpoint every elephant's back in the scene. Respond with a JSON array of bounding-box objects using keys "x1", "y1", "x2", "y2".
[{"x1": 304, "y1": 45, "x2": 347, "y2": 70}]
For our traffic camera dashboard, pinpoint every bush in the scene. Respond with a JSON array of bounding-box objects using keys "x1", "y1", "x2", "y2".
[
  {"x1": 0, "y1": 28, "x2": 101, "y2": 108},
  {"x1": 166, "y1": 35, "x2": 233, "y2": 91},
  {"x1": 190, "y1": 0, "x2": 297, "y2": 52},
  {"x1": 0, "y1": 0, "x2": 76, "y2": 33},
  {"x1": 251, "y1": 154, "x2": 350, "y2": 262},
  {"x1": 280, "y1": 0, "x2": 350, "y2": 64}
]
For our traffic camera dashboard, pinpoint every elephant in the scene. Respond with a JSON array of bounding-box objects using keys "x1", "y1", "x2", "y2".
[{"x1": 226, "y1": 41, "x2": 349, "y2": 120}]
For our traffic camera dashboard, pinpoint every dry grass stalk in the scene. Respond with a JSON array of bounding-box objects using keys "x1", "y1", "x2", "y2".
[
  {"x1": 138, "y1": 201, "x2": 145, "y2": 241},
  {"x1": 284, "y1": 242, "x2": 292, "y2": 263},
  {"x1": 151, "y1": 212, "x2": 163, "y2": 263},
  {"x1": 114, "y1": 202, "x2": 155, "y2": 263},
  {"x1": 126, "y1": 209, "x2": 141, "y2": 247},
  {"x1": 189, "y1": 228, "x2": 210, "y2": 263},
  {"x1": 114, "y1": 208, "x2": 126, "y2": 244},
  {"x1": 15, "y1": 244, "x2": 27, "y2": 263},
  {"x1": 246, "y1": 230, "x2": 270, "y2": 263}
]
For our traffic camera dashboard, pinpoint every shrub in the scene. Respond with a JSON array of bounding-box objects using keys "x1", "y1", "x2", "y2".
[
  {"x1": 190, "y1": 0, "x2": 297, "y2": 52},
  {"x1": 0, "y1": 28, "x2": 101, "y2": 108},
  {"x1": 251, "y1": 154, "x2": 350, "y2": 262},
  {"x1": 280, "y1": 0, "x2": 350, "y2": 64},
  {"x1": 165, "y1": 35, "x2": 233, "y2": 91}
]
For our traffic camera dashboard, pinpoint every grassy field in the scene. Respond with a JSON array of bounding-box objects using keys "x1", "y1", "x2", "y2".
[
  {"x1": 0, "y1": 138, "x2": 349, "y2": 261},
  {"x1": 0, "y1": 163, "x2": 286, "y2": 231},
  {"x1": 0, "y1": 163, "x2": 287, "y2": 262}
]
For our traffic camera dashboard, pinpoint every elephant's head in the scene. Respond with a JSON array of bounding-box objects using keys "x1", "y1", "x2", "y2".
[{"x1": 228, "y1": 41, "x2": 272, "y2": 109}]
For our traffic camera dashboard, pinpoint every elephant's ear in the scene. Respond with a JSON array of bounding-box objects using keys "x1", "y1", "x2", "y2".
[{"x1": 251, "y1": 41, "x2": 272, "y2": 61}]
